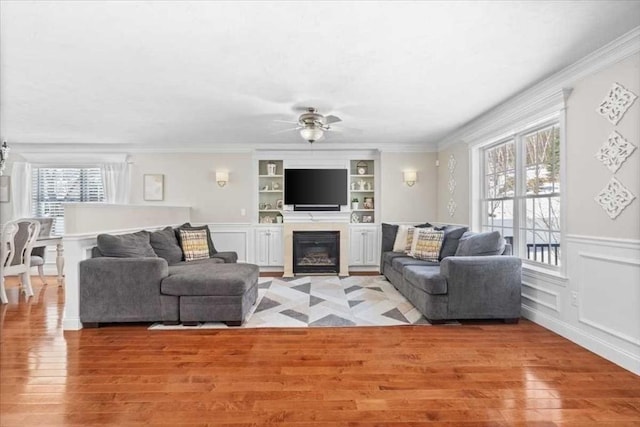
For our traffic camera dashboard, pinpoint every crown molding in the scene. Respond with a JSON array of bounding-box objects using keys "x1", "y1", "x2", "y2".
[
  {"x1": 11, "y1": 141, "x2": 437, "y2": 155},
  {"x1": 437, "y1": 26, "x2": 640, "y2": 151}
]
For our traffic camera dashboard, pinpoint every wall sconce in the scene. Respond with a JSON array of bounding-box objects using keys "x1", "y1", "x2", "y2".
[
  {"x1": 403, "y1": 171, "x2": 417, "y2": 187},
  {"x1": 216, "y1": 171, "x2": 229, "y2": 187}
]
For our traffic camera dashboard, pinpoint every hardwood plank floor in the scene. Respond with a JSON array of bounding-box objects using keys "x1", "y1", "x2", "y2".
[{"x1": 1, "y1": 277, "x2": 639, "y2": 426}]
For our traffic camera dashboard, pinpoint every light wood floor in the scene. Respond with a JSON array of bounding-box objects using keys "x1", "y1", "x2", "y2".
[{"x1": 1, "y1": 277, "x2": 639, "y2": 426}]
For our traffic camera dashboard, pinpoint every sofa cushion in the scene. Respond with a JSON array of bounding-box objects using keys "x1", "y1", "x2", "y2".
[
  {"x1": 162, "y1": 263, "x2": 259, "y2": 296},
  {"x1": 403, "y1": 265, "x2": 448, "y2": 295},
  {"x1": 391, "y1": 256, "x2": 439, "y2": 272},
  {"x1": 409, "y1": 228, "x2": 444, "y2": 262},
  {"x1": 168, "y1": 257, "x2": 225, "y2": 274},
  {"x1": 150, "y1": 226, "x2": 184, "y2": 265},
  {"x1": 177, "y1": 229, "x2": 211, "y2": 262},
  {"x1": 455, "y1": 231, "x2": 506, "y2": 256},
  {"x1": 381, "y1": 223, "x2": 399, "y2": 253},
  {"x1": 175, "y1": 223, "x2": 218, "y2": 256},
  {"x1": 97, "y1": 231, "x2": 157, "y2": 258},
  {"x1": 436, "y1": 225, "x2": 469, "y2": 260}
]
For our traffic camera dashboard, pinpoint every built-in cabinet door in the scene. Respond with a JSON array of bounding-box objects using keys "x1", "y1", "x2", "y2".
[
  {"x1": 267, "y1": 228, "x2": 283, "y2": 266},
  {"x1": 254, "y1": 228, "x2": 283, "y2": 266},
  {"x1": 362, "y1": 229, "x2": 378, "y2": 265},
  {"x1": 254, "y1": 229, "x2": 271, "y2": 266},
  {"x1": 349, "y1": 226, "x2": 379, "y2": 266},
  {"x1": 349, "y1": 228, "x2": 365, "y2": 265}
]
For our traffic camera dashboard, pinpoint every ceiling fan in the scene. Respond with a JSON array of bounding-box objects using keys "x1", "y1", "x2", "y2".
[{"x1": 275, "y1": 107, "x2": 343, "y2": 143}]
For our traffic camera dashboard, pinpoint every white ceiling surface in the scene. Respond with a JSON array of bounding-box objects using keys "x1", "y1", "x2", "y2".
[{"x1": 1, "y1": 1, "x2": 639, "y2": 152}]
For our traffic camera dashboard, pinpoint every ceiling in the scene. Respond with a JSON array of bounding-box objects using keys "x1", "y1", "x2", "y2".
[{"x1": 1, "y1": 1, "x2": 639, "y2": 152}]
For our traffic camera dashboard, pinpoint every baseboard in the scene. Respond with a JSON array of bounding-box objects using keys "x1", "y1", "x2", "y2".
[
  {"x1": 62, "y1": 317, "x2": 83, "y2": 331},
  {"x1": 522, "y1": 305, "x2": 640, "y2": 375}
]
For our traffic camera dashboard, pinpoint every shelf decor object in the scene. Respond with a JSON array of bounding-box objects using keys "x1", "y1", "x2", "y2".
[
  {"x1": 356, "y1": 161, "x2": 368, "y2": 175},
  {"x1": 595, "y1": 130, "x2": 637, "y2": 173},
  {"x1": 596, "y1": 82, "x2": 638, "y2": 125},
  {"x1": 595, "y1": 177, "x2": 635, "y2": 219}
]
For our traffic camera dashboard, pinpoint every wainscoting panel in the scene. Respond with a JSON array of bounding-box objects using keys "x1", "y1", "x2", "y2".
[
  {"x1": 523, "y1": 234, "x2": 640, "y2": 375},
  {"x1": 206, "y1": 223, "x2": 251, "y2": 263},
  {"x1": 578, "y1": 251, "x2": 640, "y2": 346}
]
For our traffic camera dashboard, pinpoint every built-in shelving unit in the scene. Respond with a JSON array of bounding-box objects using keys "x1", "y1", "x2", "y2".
[
  {"x1": 349, "y1": 160, "x2": 375, "y2": 224},
  {"x1": 258, "y1": 160, "x2": 284, "y2": 224}
]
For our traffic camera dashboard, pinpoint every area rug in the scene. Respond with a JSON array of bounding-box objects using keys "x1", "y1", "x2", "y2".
[{"x1": 149, "y1": 275, "x2": 436, "y2": 329}]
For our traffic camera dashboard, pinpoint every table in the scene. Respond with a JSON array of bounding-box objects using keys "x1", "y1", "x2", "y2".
[{"x1": 33, "y1": 237, "x2": 65, "y2": 286}]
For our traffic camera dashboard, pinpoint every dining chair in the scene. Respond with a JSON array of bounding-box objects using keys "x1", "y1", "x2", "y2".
[
  {"x1": 1, "y1": 219, "x2": 40, "y2": 304},
  {"x1": 28, "y1": 217, "x2": 55, "y2": 284}
]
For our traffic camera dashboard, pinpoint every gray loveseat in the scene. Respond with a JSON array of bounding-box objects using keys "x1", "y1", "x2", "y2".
[
  {"x1": 381, "y1": 224, "x2": 522, "y2": 323},
  {"x1": 79, "y1": 225, "x2": 259, "y2": 327}
]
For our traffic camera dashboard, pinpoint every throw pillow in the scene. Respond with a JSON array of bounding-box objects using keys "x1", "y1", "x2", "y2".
[
  {"x1": 436, "y1": 225, "x2": 469, "y2": 260},
  {"x1": 97, "y1": 231, "x2": 158, "y2": 258},
  {"x1": 175, "y1": 223, "x2": 218, "y2": 257},
  {"x1": 149, "y1": 226, "x2": 184, "y2": 265},
  {"x1": 409, "y1": 228, "x2": 444, "y2": 262},
  {"x1": 404, "y1": 227, "x2": 418, "y2": 253},
  {"x1": 381, "y1": 223, "x2": 399, "y2": 254},
  {"x1": 178, "y1": 229, "x2": 211, "y2": 262},
  {"x1": 455, "y1": 231, "x2": 506, "y2": 257},
  {"x1": 392, "y1": 225, "x2": 412, "y2": 252}
]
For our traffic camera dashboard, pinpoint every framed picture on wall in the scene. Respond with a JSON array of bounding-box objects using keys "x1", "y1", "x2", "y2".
[
  {"x1": 0, "y1": 176, "x2": 9, "y2": 203},
  {"x1": 143, "y1": 174, "x2": 164, "y2": 201}
]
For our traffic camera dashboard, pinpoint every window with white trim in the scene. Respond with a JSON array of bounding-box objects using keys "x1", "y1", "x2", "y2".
[
  {"x1": 31, "y1": 168, "x2": 105, "y2": 235},
  {"x1": 481, "y1": 122, "x2": 561, "y2": 267}
]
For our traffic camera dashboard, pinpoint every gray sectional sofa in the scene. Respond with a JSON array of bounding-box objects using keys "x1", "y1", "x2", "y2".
[
  {"x1": 79, "y1": 225, "x2": 259, "y2": 327},
  {"x1": 381, "y1": 224, "x2": 522, "y2": 323}
]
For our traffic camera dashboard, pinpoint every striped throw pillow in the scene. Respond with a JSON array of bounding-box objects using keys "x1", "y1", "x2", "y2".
[
  {"x1": 178, "y1": 229, "x2": 210, "y2": 262},
  {"x1": 409, "y1": 228, "x2": 444, "y2": 262}
]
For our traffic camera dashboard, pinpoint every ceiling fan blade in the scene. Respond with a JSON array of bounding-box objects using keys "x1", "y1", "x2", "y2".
[
  {"x1": 329, "y1": 125, "x2": 363, "y2": 134},
  {"x1": 325, "y1": 115, "x2": 342, "y2": 124},
  {"x1": 271, "y1": 127, "x2": 299, "y2": 135}
]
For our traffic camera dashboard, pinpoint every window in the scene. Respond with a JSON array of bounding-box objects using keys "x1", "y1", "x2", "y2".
[
  {"x1": 481, "y1": 123, "x2": 561, "y2": 267},
  {"x1": 31, "y1": 168, "x2": 105, "y2": 235}
]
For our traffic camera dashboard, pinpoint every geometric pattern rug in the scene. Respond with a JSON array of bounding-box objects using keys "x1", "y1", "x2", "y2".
[{"x1": 149, "y1": 275, "x2": 440, "y2": 330}]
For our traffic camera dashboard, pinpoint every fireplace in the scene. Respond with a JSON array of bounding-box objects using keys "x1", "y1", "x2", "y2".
[{"x1": 292, "y1": 231, "x2": 340, "y2": 274}]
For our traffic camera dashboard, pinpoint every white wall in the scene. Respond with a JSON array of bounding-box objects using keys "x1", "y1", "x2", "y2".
[
  {"x1": 129, "y1": 152, "x2": 253, "y2": 223},
  {"x1": 434, "y1": 50, "x2": 640, "y2": 374},
  {"x1": 566, "y1": 53, "x2": 639, "y2": 237},
  {"x1": 379, "y1": 151, "x2": 437, "y2": 223}
]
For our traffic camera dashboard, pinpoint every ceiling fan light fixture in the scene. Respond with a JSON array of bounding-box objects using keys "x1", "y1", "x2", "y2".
[{"x1": 300, "y1": 126, "x2": 324, "y2": 143}]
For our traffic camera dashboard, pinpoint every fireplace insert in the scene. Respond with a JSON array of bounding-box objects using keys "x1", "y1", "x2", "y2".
[{"x1": 292, "y1": 231, "x2": 340, "y2": 274}]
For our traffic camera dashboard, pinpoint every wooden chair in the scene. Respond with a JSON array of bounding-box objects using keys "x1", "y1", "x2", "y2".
[
  {"x1": 1, "y1": 219, "x2": 40, "y2": 304},
  {"x1": 28, "y1": 217, "x2": 55, "y2": 284}
]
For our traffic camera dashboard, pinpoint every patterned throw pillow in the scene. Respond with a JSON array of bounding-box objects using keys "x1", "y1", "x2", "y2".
[
  {"x1": 178, "y1": 229, "x2": 210, "y2": 262},
  {"x1": 404, "y1": 227, "x2": 416, "y2": 253},
  {"x1": 409, "y1": 228, "x2": 444, "y2": 262}
]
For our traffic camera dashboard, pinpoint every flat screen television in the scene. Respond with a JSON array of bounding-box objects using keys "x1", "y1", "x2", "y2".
[{"x1": 284, "y1": 169, "x2": 347, "y2": 208}]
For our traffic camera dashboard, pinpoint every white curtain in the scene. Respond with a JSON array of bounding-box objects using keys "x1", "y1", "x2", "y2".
[
  {"x1": 11, "y1": 162, "x2": 32, "y2": 219},
  {"x1": 101, "y1": 162, "x2": 131, "y2": 204}
]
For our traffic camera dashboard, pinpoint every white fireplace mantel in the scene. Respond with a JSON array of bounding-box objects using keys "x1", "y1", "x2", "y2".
[{"x1": 282, "y1": 210, "x2": 351, "y2": 224}]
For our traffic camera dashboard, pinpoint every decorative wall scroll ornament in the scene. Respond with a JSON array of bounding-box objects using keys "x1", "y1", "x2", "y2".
[
  {"x1": 447, "y1": 198, "x2": 457, "y2": 217},
  {"x1": 595, "y1": 177, "x2": 635, "y2": 219},
  {"x1": 448, "y1": 154, "x2": 457, "y2": 173},
  {"x1": 595, "y1": 131, "x2": 637, "y2": 173},
  {"x1": 448, "y1": 176, "x2": 456, "y2": 193},
  {"x1": 596, "y1": 82, "x2": 638, "y2": 125}
]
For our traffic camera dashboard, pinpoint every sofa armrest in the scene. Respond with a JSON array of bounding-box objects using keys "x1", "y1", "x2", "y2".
[
  {"x1": 211, "y1": 251, "x2": 238, "y2": 263},
  {"x1": 79, "y1": 257, "x2": 171, "y2": 322},
  {"x1": 439, "y1": 255, "x2": 522, "y2": 318}
]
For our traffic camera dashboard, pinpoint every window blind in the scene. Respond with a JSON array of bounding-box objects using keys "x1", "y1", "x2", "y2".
[{"x1": 31, "y1": 168, "x2": 105, "y2": 235}]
